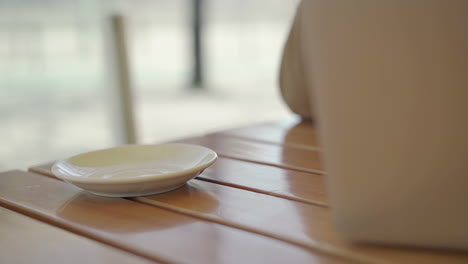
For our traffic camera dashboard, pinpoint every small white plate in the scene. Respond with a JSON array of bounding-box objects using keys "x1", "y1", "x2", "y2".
[{"x1": 52, "y1": 143, "x2": 217, "y2": 197}]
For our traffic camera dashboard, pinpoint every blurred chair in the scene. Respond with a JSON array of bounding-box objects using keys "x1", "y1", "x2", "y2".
[{"x1": 107, "y1": 14, "x2": 137, "y2": 144}]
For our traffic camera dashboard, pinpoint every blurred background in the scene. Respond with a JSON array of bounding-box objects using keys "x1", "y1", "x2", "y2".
[{"x1": 0, "y1": 0, "x2": 300, "y2": 171}]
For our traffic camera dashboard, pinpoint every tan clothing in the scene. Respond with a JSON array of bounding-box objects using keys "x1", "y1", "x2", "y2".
[{"x1": 279, "y1": 1, "x2": 312, "y2": 119}]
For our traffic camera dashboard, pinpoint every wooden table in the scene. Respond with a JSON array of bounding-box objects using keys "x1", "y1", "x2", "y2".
[{"x1": 1, "y1": 119, "x2": 467, "y2": 263}]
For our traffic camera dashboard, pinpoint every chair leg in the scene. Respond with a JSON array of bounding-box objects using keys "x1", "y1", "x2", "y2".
[
  {"x1": 110, "y1": 14, "x2": 137, "y2": 144},
  {"x1": 192, "y1": 0, "x2": 203, "y2": 88}
]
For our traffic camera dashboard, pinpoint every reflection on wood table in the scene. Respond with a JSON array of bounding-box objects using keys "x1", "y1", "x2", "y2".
[
  {"x1": 0, "y1": 207, "x2": 154, "y2": 264},
  {"x1": 1, "y1": 119, "x2": 467, "y2": 263}
]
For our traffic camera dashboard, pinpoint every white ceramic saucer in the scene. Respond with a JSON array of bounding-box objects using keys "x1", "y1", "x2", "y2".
[{"x1": 52, "y1": 143, "x2": 217, "y2": 197}]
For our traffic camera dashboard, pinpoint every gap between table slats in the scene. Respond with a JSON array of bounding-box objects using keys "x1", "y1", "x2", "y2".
[
  {"x1": 23, "y1": 120, "x2": 468, "y2": 264},
  {"x1": 214, "y1": 133, "x2": 321, "y2": 151},
  {"x1": 28, "y1": 166, "x2": 468, "y2": 264},
  {"x1": 217, "y1": 154, "x2": 325, "y2": 175},
  {"x1": 0, "y1": 207, "x2": 156, "y2": 264},
  {"x1": 0, "y1": 171, "x2": 352, "y2": 263},
  {"x1": 196, "y1": 176, "x2": 327, "y2": 207},
  {"x1": 172, "y1": 135, "x2": 325, "y2": 175},
  {"x1": 26, "y1": 167, "x2": 390, "y2": 264},
  {"x1": 0, "y1": 189, "x2": 171, "y2": 264}
]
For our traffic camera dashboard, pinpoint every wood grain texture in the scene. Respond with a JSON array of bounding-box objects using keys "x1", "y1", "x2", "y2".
[
  {"x1": 0, "y1": 207, "x2": 154, "y2": 264},
  {"x1": 215, "y1": 119, "x2": 319, "y2": 149},
  {"x1": 30, "y1": 165, "x2": 468, "y2": 264},
  {"x1": 20, "y1": 120, "x2": 468, "y2": 263},
  {"x1": 201, "y1": 157, "x2": 327, "y2": 205},
  {"x1": 0, "y1": 170, "x2": 342, "y2": 264},
  {"x1": 174, "y1": 135, "x2": 323, "y2": 174}
]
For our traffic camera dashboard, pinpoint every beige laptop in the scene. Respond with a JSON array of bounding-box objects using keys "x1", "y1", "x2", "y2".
[{"x1": 301, "y1": 0, "x2": 468, "y2": 250}]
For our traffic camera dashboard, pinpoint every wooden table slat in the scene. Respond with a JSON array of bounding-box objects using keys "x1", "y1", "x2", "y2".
[
  {"x1": 215, "y1": 120, "x2": 319, "y2": 149},
  {"x1": 30, "y1": 164, "x2": 468, "y2": 264},
  {"x1": 202, "y1": 157, "x2": 327, "y2": 205},
  {"x1": 0, "y1": 207, "x2": 155, "y2": 264},
  {"x1": 174, "y1": 135, "x2": 323, "y2": 174},
  {"x1": 0, "y1": 170, "x2": 342, "y2": 264},
  {"x1": 10, "y1": 119, "x2": 468, "y2": 264}
]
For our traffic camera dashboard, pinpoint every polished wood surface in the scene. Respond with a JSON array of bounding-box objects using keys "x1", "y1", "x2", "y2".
[
  {"x1": 4, "y1": 119, "x2": 468, "y2": 263},
  {"x1": 0, "y1": 170, "x2": 341, "y2": 264},
  {"x1": 0, "y1": 207, "x2": 153, "y2": 264},
  {"x1": 215, "y1": 119, "x2": 319, "y2": 149},
  {"x1": 202, "y1": 157, "x2": 327, "y2": 205},
  {"x1": 175, "y1": 135, "x2": 323, "y2": 174},
  {"x1": 30, "y1": 160, "x2": 468, "y2": 264}
]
